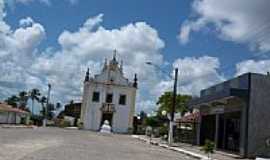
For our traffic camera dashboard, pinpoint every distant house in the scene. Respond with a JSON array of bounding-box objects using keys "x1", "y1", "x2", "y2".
[
  {"x1": 189, "y1": 73, "x2": 270, "y2": 158},
  {"x1": 64, "y1": 102, "x2": 81, "y2": 118},
  {"x1": 63, "y1": 102, "x2": 81, "y2": 126},
  {"x1": 0, "y1": 102, "x2": 30, "y2": 124},
  {"x1": 175, "y1": 111, "x2": 200, "y2": 145}
]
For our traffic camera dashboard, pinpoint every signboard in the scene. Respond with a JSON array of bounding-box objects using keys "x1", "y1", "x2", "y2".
[{"x1": 210, "y1": 105, "x2": 225, "y2": 114}]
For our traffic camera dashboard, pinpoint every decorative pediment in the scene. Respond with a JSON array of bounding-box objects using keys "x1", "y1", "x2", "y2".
[{"x1": 84, "y1": 50, "x2": 138, "y2": 88}]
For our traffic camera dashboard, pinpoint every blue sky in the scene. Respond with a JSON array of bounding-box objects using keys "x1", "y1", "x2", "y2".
[
  {"x1": 1, "y1": 0, "x2": 270, "y2": 113},
  {"x1": 7, "y1": 0, "x2": 254, "y2": 67}
]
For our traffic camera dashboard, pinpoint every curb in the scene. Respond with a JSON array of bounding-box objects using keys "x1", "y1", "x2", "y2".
[
  {"x1": 1, "y1": 125, "x2": 37, "y2": 129},
  {"x1": 132, "y1": 135, "x2": 210, "y2": 160}
]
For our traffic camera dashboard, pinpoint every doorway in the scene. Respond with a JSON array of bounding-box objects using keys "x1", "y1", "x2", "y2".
[
  {"x1": 200, "y1": 115, "x2": 216, "y2": 145},
  {"x1": 217, "y1": 112, "x2": 241, "y2": 152},
  {"x1": 101, "y1": 113, "x2": 113, "y2": 126},
  {"x1": 224, "y1": 112, "x2": 240, "y2": 152}
]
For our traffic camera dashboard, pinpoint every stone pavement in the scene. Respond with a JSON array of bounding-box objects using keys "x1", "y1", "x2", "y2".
[
  {"x1": 0, "y1": 127, "x2": 195, "y2": 160},
  {"x1": 132, "y1": 135, "x2": 252, "y2": 160}
]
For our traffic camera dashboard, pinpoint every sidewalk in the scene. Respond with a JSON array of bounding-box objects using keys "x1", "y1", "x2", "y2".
[{"x1": 132, "y1": 135, "x2": 251, "y2": 160}]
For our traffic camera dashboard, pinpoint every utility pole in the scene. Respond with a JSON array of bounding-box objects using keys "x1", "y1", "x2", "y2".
[
  {"x1": 44, "y1": 84, "x2": 51, "y2": 127},
  {"x1": 145, "y1": 61, "x2": 179, "y2": 146},
  {"x1": 168, "y1": 68, "x2": 178, "y2": 146}
]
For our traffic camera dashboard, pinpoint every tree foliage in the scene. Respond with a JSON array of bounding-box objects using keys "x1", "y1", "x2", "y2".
[
  {"x1": 39, "y1": 96, "x2": 47, "y2": 117},
  {"x1": 5, "y1": 95, "x2": 19, "y2": 108},
  {"x1": 156, "y1": 92, "x2": 192, "y2": 115},
  {"x1": 18, "y1": 91, "x2": 29, "y2": 110},
  {"x1": 144, "y1": 116, "x2": 160, "y2": 127},
  {"x1": 4, "y1": 88, "x2": 59, "y2": 118},
  {"x1": 56, "y1": 102, "x2": 62, "y2": 110},
  {"x1": 201, "y1": 139, "x2": 215, "y2": 159}
]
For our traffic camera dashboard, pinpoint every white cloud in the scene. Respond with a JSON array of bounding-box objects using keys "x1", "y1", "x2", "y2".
[
  {"x1": 19, "y1": 17, "x2": 34, "y2": 27},
  {"x1": 13, "y1": 22, "x2": 45, "y2": 54},
  {"x1": 7, "y1": 0, "x2": 79, "y2": 7},
  {"x1": 236, "y1": 59, "x2": 270, "y2": 76},
  {"x1": 66, "y1": 0, "x2": 78, "y2": 5},
  {"x1": 154, "y1": 56, "x2": 224, "y2": 96},
  {"x1": 136, "y1": 100, "x2": 157, "y2": 113},
  {"x1": 42, "y1": 16, "x2": 165, "y2": 112},
  {"x1": 14, "y1": 0, "x2": 51, "y2": 5},
  {"x1": 0, "y1": 0, "x2": 45, "y2": 98},
  {"x1": 0, "y1": 0, "x2": 228, "y2": 113},
  {"x1": 0, "y1": 11, "x2": 164, "y2": 113},
  {"x1": 83, "y1": 14, "x2": 103, "y2": 30},
  {"x1": 179, "y1": 0, "x2": 270, "y2": 52}
]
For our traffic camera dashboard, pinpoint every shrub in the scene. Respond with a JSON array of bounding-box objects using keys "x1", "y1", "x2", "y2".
[
  {"x1": 77, "y1": 121, "x2": 84, "y2": 129},
  {"x1": 159, "y1": 125, "x2": 168, "y2": 136},
  {"x1": 201, "y1": 139, "x2": 215, "y2": 160},
  {"x1": 128, "y1": 127, "x2": 133, "y2": 134},
  {"x1": 59, "y1": 119, "x2": 71, "y2": 128}
]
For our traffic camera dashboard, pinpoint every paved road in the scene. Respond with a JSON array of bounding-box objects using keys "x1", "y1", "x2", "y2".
[{"x1": 0, "y1": 127, "x2": 194, "y2": 160}]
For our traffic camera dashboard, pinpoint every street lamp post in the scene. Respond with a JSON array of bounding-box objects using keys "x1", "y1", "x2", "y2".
[
  {"x1": 44, "y1": 84, "x2": 51, "y2": 127},
  {"x1": 146, "y1": 62, "x2": 178, "y2": 146}
]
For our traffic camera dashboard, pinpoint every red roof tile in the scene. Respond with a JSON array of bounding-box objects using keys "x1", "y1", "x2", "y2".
[
  {"x1": 176, "y1": 112, "x2": 200, "y2": 123},
  {"x1": 0, "y1": 103, "x2": 29, "y2": 114}
]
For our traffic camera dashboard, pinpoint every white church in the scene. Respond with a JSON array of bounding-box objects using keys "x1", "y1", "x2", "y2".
[{"x1": 80, "y1": 52, "x2": 137, "y2": 133}]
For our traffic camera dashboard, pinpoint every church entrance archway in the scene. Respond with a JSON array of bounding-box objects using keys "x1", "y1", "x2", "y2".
[{"x1": 101, "y1": 113, "x2": 113, "y2": 126}]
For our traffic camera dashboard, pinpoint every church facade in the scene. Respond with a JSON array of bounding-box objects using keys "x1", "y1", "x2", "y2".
[{"x1": 80, "y1": 54, "x2": 137, "y2": 133}]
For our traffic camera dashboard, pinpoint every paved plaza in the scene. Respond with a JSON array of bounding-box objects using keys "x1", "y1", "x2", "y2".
[{"x1": 0, "y1": 127, "x2": 194, "y2": 160}]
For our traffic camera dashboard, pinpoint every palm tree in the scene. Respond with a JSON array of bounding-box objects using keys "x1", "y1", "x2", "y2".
[
  {"x1": 39, "y1": 96, "x2": 47, "y2": 117},
  {"x1": 29, "y1": 88, "x2": 41, "y2": 115},
  {"x1": 5, "y1": 95, "x2": 19, "y2": 108},
  {"x1": 18, "y1": 91, "x2": 29, "y2": 110},
  {"x1": 56, "y1": 102, "x2": 62, "y2": 110}
]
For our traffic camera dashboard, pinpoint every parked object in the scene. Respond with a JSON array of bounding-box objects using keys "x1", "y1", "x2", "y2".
[
  {"x1": 63, "y1": 101, "x2": 81, "y2": 126},
  {"x1": 64, "y1": 116, "x2": 75, "y2": 126},
  {"x1": 100, "y1": 120, "x2": 112, "y2": 133}
]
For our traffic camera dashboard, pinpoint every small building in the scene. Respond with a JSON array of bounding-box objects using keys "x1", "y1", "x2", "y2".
[
  {"x1": 80, "y1": 53, "x2": 137, "y2": 133},
  {"x1": 175, "y1": 111, "x2": 200, "y2": 144},
  {"x1": 64, "y1": 101, "x2": 81, "y2": 126},
  {"x1": 0, "y1": 102, "x2": 29, "y2": 124},
  {"x1": 189, "y1": 73, "x2": 270, "y2": 158}
]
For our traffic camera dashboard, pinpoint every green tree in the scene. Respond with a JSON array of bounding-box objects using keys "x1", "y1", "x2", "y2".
[
  {"x1": 55, "y1": 102, "x2": 62, "y2": 110},
  {"x1": 139, "y1": 111, "x2": 147, "y2": 122},
  {"x1": 40, "y1": 102, "x2": 55, "y2": 120},
  {"x1": 29, "y1": 88, "x2": 41, "y2": 114},
  {"x1": 5, "y1": 95, "x2": 19, "y2": 108},
  {"x1": 18, "y1": 91, "x2": 29, "y2": 110},
  {"x1": 201, "y1": 140, "x2": 215, "y2": 160},
  {"x1": 156, "y1": 92, "x2": 192, "y2": 116},
  {"x1": 39, "y1": 96, "x2": 47, "y2": 117},
  {"x1": 144, "y1": 116, "x2": 160, "y2": 127}
]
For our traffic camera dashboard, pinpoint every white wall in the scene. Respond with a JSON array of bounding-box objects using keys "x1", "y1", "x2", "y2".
[
  {"x1": 0, "y1": 112, "x2": 8, "y2": 123},
  {"x1": 81, "y1": 59, "x2": 137, "y2": 133},
  {"x1": 0, "y1": 112, "x2": 22, "y2": 124},
  {"x1": 82, "y1": 81, "x2": 136, "y2": 133}
]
